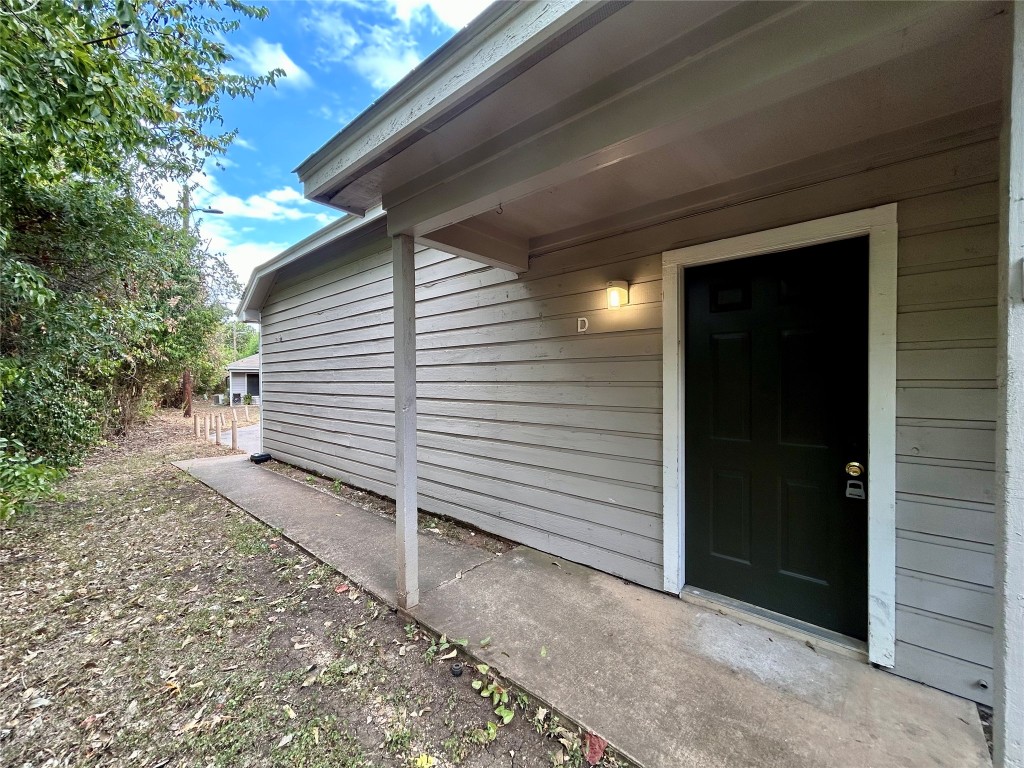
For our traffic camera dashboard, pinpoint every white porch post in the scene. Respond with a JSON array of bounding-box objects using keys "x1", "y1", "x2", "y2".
[
  {"x1": 393, "y1": 233, "x2": 419, "y2": 610},
  {"x1": 995, "y1": 5, "x2": 1024, "y2": 766}
]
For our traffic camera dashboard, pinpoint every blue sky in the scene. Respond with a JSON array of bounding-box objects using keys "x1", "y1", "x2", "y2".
[{"x1": 177, "y1": 0, "x2": 489, "y2": 292}]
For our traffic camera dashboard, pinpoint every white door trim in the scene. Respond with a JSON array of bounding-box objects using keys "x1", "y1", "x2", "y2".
[{"x1": 661, "y1": 203, "x2": 898, "y2": 667}]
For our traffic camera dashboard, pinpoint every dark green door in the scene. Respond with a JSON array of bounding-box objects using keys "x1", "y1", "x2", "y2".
[{"x1": 684, "y1": 238, "x2": 868, "y2": 640}]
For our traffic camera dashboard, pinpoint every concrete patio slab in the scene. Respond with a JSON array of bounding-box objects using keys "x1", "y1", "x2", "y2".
[
  {"x1": 174, "y1": 455, "x2": 494, "y2": 600},
  {"x1": 413, "y1": 546, "x2": 989, "y2": 768},
  {"x1": 175, "y1": 454, "x2": 990, "y2": 768}
]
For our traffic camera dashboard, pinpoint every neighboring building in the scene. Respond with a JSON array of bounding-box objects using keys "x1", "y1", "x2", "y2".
[
  {"x1": 225, "y1": 353, "x2": 260, "y2": 405},
  {"x1": 237, "y1": 3, "x2": 1024, "y2": 762}
]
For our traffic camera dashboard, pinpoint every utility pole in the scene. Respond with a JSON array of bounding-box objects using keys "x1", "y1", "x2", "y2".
[
  {"x1": 178, "y1": 184, "x2": 223, "y2": 418},
  {"x1": 181, "y1": 185, "x2": 193, "y2": 418}
]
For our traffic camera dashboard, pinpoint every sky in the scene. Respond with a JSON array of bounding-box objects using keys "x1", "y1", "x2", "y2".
[{"x1": 169, "y1": 0, "x2": 490, "y2": 298}]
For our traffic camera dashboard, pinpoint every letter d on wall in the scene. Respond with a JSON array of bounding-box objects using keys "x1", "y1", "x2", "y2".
[{"x1": 577, "y1": 317, "x2": 589, "y2": 333}]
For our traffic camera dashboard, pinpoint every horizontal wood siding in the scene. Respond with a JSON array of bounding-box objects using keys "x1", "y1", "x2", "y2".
[
  {"x1": 894, "y1": 189, "x2": 997, "y2": 705},
  {"x1": 260, "y1": 245, "x2": 664, "y2": 589},
  {"x1": 259, "y1": 136, "x2": 997, "y2": 703},
  {"x1": 536, "y1": 138, "x2": 999, "y2": 703},
  {"x1": 262, "y1": 247, "x2": 397, "y2": 500}
]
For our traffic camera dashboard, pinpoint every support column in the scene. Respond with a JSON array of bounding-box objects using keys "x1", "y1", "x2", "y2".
[
  {"x1": 393, "y1": 234, "x2": 419, "y2": 609},
  {"x1": 995, "y1": 7, "x2": 1024, "y2": 767}
]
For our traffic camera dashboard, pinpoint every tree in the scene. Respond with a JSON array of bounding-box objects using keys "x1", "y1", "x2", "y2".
[
  {"x1": 0, "y1": 0, "x2": 278, "y2": 518},
  {"x1": 0, "y1": 0, "x2": 277, "y2": 190},
  {"x1": 222, "y1": 318, "x2": 259, "y2": 361}
]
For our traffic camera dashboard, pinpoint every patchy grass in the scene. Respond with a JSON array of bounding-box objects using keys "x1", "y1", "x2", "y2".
[{"x1": 0, "y1": 409, "x2": 627, "y2": 767}]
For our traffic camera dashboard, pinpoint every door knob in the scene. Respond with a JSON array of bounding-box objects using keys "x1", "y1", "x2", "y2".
[{"x1": 845, "y1": 461, "x2": 865, "y2": 477}]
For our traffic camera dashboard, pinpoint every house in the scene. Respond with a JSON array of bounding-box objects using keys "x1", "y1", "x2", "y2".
[
  {"x1": 225, "y1": 353, "x2": 260, "y2": 405},
  {"x1": 238, "y1": 2, "x2": 1024, "y2": 762}
]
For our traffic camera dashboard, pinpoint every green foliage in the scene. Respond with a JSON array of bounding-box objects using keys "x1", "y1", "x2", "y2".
[
  {"x1": 223, "y1": 319, "x2": 259, "y2": 361},
  {"x1": 0, "y1": 0, "x2": 278, "y2": 188},
  {"x1": 469, "y1": 664, "x2": 516, "y2": 725},
  {"x1": 0, "y1": 437, "x2": 64, "y2": 520},
  {"x1": 242, "y1": 392, "x2": 253, "y2": 406},
  {"x1": 0, "y1": 0, "x2": 277, "y2": 519}
]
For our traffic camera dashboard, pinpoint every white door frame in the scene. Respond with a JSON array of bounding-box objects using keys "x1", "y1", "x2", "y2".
[{"x1": 661, "y1": 204, "x2": 898, "y2": 667}]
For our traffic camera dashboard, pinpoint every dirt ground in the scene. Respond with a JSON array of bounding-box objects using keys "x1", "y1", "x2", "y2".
[{"x1": 0, "y1": 409, "x2": 627, "y2": 768}]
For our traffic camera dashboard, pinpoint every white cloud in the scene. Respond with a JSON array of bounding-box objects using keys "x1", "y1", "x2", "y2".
[
  {"x1": 303, "y1": 8, "x2": 362, "y2": 64},
  {"x1": 389, "y1": 0, "x2": 489, "y2": 30},
  {"x1": 315, "y1": 103, "x2": 358, "y2": 124},
  {"x1": 298, "y1": 0, "x2": 487, "y2": 92},
  {"x1": 176, "y1": 172, "x2": 341, "y2": 286},
  {"x1": 234, "y1": 137, "x2": 256, "y2": 151},
  {"x1": 263, "y1": 187, "x2": 307, "y2": 205},
  {"x1": 230, "y1": 38, "x2": 313, "y2": 89},
  {"x1": 351, "y1": 24, "x2": 421, "y2": 90},
  {"x1": 193, "y1": 175, "x2": 320, "y2": 223}
]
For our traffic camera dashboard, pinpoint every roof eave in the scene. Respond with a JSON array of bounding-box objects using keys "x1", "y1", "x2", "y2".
[
  {"x1": 294, "y1": 1, "x2": 600, "y2": 206},
  {"x1": 292, "y1": 1, "x2": 515, "y2": 181},
  {"x1": 235, "y1": 206, "x2": 387, "y2": 320}
]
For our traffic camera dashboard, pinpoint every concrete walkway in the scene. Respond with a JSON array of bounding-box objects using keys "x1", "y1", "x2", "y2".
[
  {"x1": 205, "y1": 423, "x2": 261, "y2": 454},
  {"x1": 175, "y1": 454, "x2": 990, "y2": 768}
]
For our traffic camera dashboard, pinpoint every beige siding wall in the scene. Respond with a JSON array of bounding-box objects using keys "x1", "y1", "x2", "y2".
[
  {"x1": 260, "y1": 241, "x2": 664, "y2": 588},
  {"x1": 228, "y1": 372, "x2": 260, "y2": 404},
  {"x1": 259, "y1": 136, "x2": 997, "y2": 703}
]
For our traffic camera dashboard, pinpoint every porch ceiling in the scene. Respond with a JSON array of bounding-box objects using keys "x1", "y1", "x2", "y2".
[
  {"x1": 479, "y1": 23, "x2": 1005, "y2": 256},
  {"x1": 299, "y1": 1, "x2": 1009, "y2": 272},
  {"x1": 383, "y1": 1, "x2": 1008, "y2": 256}
]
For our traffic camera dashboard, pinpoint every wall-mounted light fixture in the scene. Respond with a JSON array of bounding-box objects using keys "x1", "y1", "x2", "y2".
[{"x1": 607, "y1": 280, "x2": 630, "y2": 310}]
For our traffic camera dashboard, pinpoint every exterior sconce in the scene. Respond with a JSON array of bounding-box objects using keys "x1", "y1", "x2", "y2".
[{"x1": 607, "y1": 281, "x2": 629, "y2": 310}]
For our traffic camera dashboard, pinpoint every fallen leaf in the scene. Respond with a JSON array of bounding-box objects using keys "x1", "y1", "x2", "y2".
[
  {"x1": 277, "y1": 733, "x2": 294, "y2": 748},
  {"x1": 282, "y1": 704, "x2": 296, "y2": 719},
  {"x1": 541, "y1": 646, "x2": 548, "y2": 658},
  {"x1": 479, "y1": 636, "x2": 492, "y2": 648},
  {"x1": 334, "y1": 584, "x2": 349, "y2": 594},
  {"x1": 584, "y1": 732, "x2": 608, "y2": 765},
  {"x1": 293, "y1": 642, "x2": 311, "y2": 650},
  {"x1": 438, "y1": 649, "x2": 457, "y2": 661}
]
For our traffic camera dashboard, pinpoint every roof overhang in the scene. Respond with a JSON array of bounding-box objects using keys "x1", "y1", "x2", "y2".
[
  {"x1": 235, "y1": 206, "x2": 386, "y2": 321},
  {"x1": 294, "y1": 0, "x2": 619, "y2": 213}
]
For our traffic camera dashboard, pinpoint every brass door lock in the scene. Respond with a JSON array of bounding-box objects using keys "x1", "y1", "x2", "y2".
[{"x1": 845, "y1": 461, "x2": 865, "y2": 477}]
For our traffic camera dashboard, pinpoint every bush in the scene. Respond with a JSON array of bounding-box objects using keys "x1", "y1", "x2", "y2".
[{"x1": 0, "y1": 438, "x2": 64, "y2": 521}]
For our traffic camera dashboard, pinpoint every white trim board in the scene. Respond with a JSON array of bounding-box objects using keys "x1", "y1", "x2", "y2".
[{"x1": 661, "y1": 204, "x2": 898, "y2": 668}]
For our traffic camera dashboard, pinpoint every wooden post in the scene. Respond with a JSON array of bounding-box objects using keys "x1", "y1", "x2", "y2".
[
  {"x1": 193, "y1": 414, "x2": 199, "y2": 438},
  {"x1": 231, "y1": 419, "x2": 238, "y2": 450},
  {"x1": 215, "y1": 417, "x2": 221, "y2": 446},
  {"x1": 995, "y1": 8, "x2": 1024, "y2": 766},
  {"x1": 183, "y1": 369, "x2": 192, "y2": 418},
  {"x1": 232, "y1": 408, "x2": 238, "y2": 424},
  {"x1": 393, "y1": 234, "x2": 419, "y2": 609},
  {"x1": 244, "y1": 404, "x2": 250, "y2": 421},
  {"x1": 204, "y1": 415, "x2": 210, "y2": 440}
]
